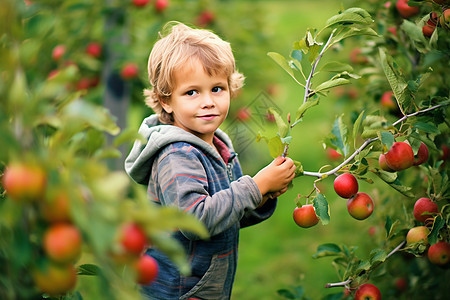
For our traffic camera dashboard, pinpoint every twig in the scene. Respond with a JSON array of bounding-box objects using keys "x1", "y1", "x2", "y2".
[
  {"x1": 281, "y1": 31, "x2": 336, "y2": 158},
  {"x1": 303, "y1": 30, "x2": 336, "y2": 104},
  {"x1": 386, "y1": 240, "x2": 406, "y2": 260},
  {"x1": 324, "y1": 240, "x2": 406, "y2": 289},
  {"x1": 325, "y1": 279, "x2": 351, "y2": 288},
  {"x1": 302, "y1": 103, "x2": 447, "y2": 178}
]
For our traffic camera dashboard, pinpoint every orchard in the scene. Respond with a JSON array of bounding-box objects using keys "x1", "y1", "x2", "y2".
[{"x1": 0, "y1": 1, "x2": 449, "y2": 300}]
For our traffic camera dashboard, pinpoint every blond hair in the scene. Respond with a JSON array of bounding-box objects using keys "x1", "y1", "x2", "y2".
[{"x1": 144, "y1": 22, "x2": 245, "y2": 124}]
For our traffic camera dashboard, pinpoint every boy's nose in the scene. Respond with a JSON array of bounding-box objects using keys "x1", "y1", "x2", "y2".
[{"x1": 201, "y1": 94, "x2": 215, "y2": 108}]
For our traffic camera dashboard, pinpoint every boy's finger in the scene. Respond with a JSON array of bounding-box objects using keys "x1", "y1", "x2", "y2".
[{"x1": 273, "y1": 156, "x2": 287, "y2": 166}]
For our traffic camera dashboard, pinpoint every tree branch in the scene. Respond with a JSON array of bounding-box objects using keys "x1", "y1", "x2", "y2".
[
  {"x1": 303, "y1": 30, "x2": 335, "y2": 104},
  {"x1": 325, "y1": 279, "x2": 351, "y2": 288},
  {"x1": 301, "y1": 103, "x2": 447, "y2": 178},
  {"x1": 324, "y1": 240, "x2": 406, "y2": 289}
]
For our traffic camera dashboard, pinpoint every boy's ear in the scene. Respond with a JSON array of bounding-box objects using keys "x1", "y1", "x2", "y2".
[{"x1": 159, "y1": 98, "x2": 173, "y2": 114}]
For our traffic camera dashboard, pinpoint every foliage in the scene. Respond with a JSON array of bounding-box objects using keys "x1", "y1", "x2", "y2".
[{"x1": 266, "y1": 2, "x2": 450, "y2": 299}]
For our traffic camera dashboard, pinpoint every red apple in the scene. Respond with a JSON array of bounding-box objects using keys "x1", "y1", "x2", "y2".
[
  {"x1": 379, "y1": 153, "x2": 395, "y2": 172},
  {"x1": 120, "y1": 223, "x2": 148, "y2": 255},
  {"x1": 2, "y1": 163, "x2": 47, "y2": 202},
  {"x1": 120, "y1": 63, "x2": 139, "y2": 80},
  {"x1": 326, "y1": 148, "x2": 343, "y2": 161},
  {"x1": 422, "y1": 24, "x2": 435, "y2": 38},
  {"x1": 85, "y1": 42, "x2": 102, "y2": 58},
  {"x1": 413, "y1": 142, "x2": 429, "y2": 166},
  {"x1": 76, "y1": 78, "x2": 92, "y2": 91},
  {"x1": 354, "y1": 283, "x2": 381, "y2": 300},
  {"x1": 406, "y1": 226, "x2": 430, "y2": 245},
  {"x1": 428, "y1": 241, "x2": 450, "y2": 266},
  {"x1": 33, "y1": 261, "x2": 77, "y2": 296},
  {"x1": 380, "y1": 91, "x2": 396, "y2": 110},
  {"x1": 440, "y1": 9, "x2": 450, "y2": 29},
  {"x1": 334, "y1": 173, "x2": 358, "y2": 199},
  {"x1": 132, "y1": 0, "x2": 150, "y2": 7},
  {"x1": 394, "y1": 277, "x2": 408, "y2": 292},
  {"x1": 197, "y1": 10, "x2": 215, "y2": 27},
  {"x1": 293, "y1": 205, "x2": 319, "y2": 228},
  {"x1": 154, "y1": 0, "x2": 168, "y2": 12},
  {"x1": 349, "y1": 48, "x2": 368, "y2": 64},
  {"x1": 135, "y1": 255, "x2": 159, "y2": 285},
  {"x1": 368, "y1": 226, "x2": 376, "y2": 236},
  {"x1": 236, "y1": 107, "x2": 252, "y2": 122},
  {"x1": 395, "y1": 0, "x2": 420, "y2": 19},
  {"x1": 43, "y1": 223, "x2": 82, "y2": 263},
  {"x1": 41, "y1": 189, "x2": 71, "y2": 223},
  {"x1": 52, "y1": 45, "x2": 66, "y2": 61},
  {"x1": 387, "y1": 26, "x2": 397, "y2": 36},
  {"x1": 413, "y1": 197, "x2": 438, "y2": 223},
  {"x1": 441, "y1": 145, "x2": 449, "y2": 163},
  {"x1": 347, "y1": 192, "x2": 374, "y2": 220},
  {"x1": 384, "y1": 142, "x2": 414, "y2": 171}
]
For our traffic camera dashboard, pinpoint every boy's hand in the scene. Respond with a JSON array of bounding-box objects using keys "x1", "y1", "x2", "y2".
[{"x1": 253, "y1": 156, "x2": 296, "y2": 198}]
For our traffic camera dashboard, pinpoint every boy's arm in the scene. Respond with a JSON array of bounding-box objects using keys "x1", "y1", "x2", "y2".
[
  {"x1": 156, "y1": 149, "x2": 262, "y2": 240},
  {"x1": 239, "y1": 197, "x2": 277, "y2": 229}
]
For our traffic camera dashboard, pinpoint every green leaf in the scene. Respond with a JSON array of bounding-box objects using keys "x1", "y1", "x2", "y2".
[
  {"x1": 293, "y1": 160, "x2": 304, "y2": 177},
  {"x1": 113, "y1": 128, "x2": 146, "y2": 147},
  {"x1": 313, "y1": 193, "x2": 330, "y2": 225},
  {"x1": 315, "y1": 78, "x2": 350, "y2": 94},
  {"x1": 268, "y1": 136, "x2": 285, "y2": 158},
  {"x1": 78, "y1": 264, "x2": 101, "y2": 276},
  {"x1": 277, "y1": 289, "x2": 296, "y2": 299},
  {"x1": 379, "y1": 48, "x2": 410, "y2": 115},
  {"x1": 312, "y1": 243, "x2": 341, "y2": 258},
  {"x1": 293, "y1": 38, "x2": 309, "y2": 53},
  {"x1": 372, "y1": 171, "x2": 414, "y2": 197},
  {"x1": 291, "y1": 49, "x2": 303, "y2": 62},
  {"x1": 268, "y1": 52, "x2": 298, "y2": 83},
  {"x1": 325, "y1": 7, "x2": 373, "y2": 28},
  {"x1": 400, "y1": 20, "x2": 427, "y2": 44},
  {"x1": 62, "y1": 99, "x2": 120, "y2": 135},
  {"x1": 352, "y1": 110, "x2": 365, "y2": 149},
  {"x1": 294, "y1": 98, "x2": 319, "y2": 123},
  {"x1": 354, "y1": 259, "x2": 371, "y2": 274},
  {"x1": 374, "y1": 169, "x2": 398, "y2": 184},
  {"x1": 268, "y1": 107, "x2": 289, "y2": 138},
  {"x1": 379, "y1": 131, "x2": 395, "y2": 150},
  {"x1": 429, "y1": 215, "x2": 445, "y2": 245},
  {"x1": 320, "y1": 61, "x2": 354, "y2": 73},
  {"x1": 330, "y1": 115, "x2": 349, "y2": 157},
  {"x1": 369, "y1": 248, "x2": 387, "y2": 265},
  {"x1": 413, "y1": 122, "x2": 440, "y2": 134},
  {"x1": 333, "y1": 27, "x2": 379, "y2": 44}
]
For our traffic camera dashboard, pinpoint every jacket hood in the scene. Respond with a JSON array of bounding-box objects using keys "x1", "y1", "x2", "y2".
[{"x1": 124, "y1": 114, "x2": 235, "y2": 184}]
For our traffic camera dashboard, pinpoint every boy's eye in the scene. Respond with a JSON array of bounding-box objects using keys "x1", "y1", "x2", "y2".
[
  {"x1": 212, "y1": 86, "x2": 223, "y2": 93},
  {"x1": 186, "y1": 90, "x2": 198, "y2": 96}
]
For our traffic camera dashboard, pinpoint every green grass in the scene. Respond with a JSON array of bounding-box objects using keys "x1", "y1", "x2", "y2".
[{"x1": 230, "y1": 1, "x2": 378, "y2": 299}]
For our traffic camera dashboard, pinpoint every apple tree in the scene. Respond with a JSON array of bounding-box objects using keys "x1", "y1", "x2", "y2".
[{"x1": 261, "y1": 2, "x2": 449, "y2": 299}]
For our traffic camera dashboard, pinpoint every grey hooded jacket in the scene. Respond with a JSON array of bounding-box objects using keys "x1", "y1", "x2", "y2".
[{"x1": 125, "y1": 115, "x2": 277, "y2": 299}]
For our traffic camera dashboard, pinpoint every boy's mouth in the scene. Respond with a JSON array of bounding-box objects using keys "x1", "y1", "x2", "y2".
[{"x1": 198, "y1": 114, "x2": 218, "y2": 121}]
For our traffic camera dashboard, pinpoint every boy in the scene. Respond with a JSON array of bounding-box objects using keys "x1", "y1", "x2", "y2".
[{"x1": 125, "y1": 22, "x2": 295, "y2": 300}]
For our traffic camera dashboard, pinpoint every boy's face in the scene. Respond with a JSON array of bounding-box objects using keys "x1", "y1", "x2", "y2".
[{"x1": 162, "y1": 59, "x2": 230, "y2": 146}]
